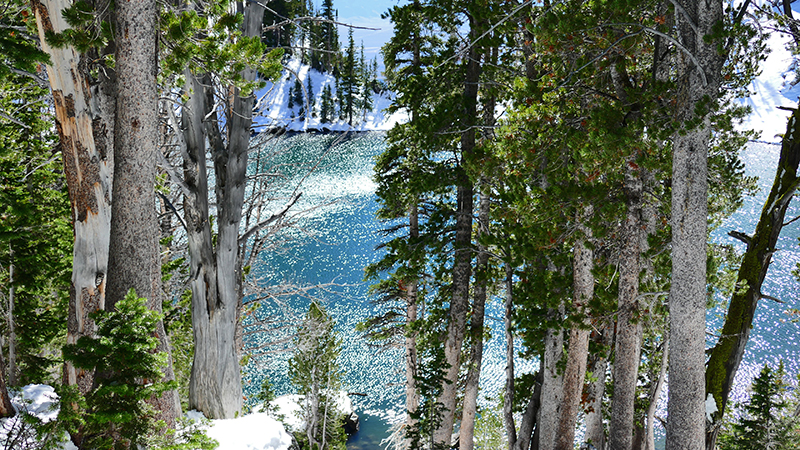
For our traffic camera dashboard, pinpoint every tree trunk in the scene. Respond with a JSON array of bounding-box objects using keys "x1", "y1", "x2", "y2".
[
  {"x1": 504, "y1": 261, "x2": 518, "y2": 450},
  {"x1": 434, "y1": 13, "x2": 482, "y2": 447},
  {"x1": 537, "y1": 307, "x2": 564, "y2": 450},
  {"x1": 610, "y1": 165, "x2": 644, "y2": 450},
  {"x1": 555, "y1": 224, "x2": 594, "y2": 450},
  {"x1": 0, "y1": 349, "x2": 14, "y2": 418},
  {"x1": 7, "y1": 255, "x2": 15, "y2": 387},
  {"x1": 459, "y1": 185, "x2": 490, "y2": 450},
  {"x1": 106, "y1": 0, "x2": 180, "y2": 425},
  {"x1": 584, "y1": 320, "x2": 612, "y2": 450},
  {"x1": 704, "y1": 107, "x2": 800, "y2": 448},
  {"x1": 186, "y1": 0, "x2": 265, "y2": 418},
  {"x1": 646, "y1": 337, "x2": 669, "y2": 450},
  {"x1": 667, "y1": 0, "x2": 723, "y2": 446},
  {"x1": 404, "y1": 202, "x2": 420, "y2": 447},
  {"x1": 31, "y1": 0, "x2": 115, "y2": 395}
]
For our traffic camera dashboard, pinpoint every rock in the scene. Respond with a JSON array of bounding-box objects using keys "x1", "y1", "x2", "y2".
[{"x1": 343, "y1": 411, "x2": 359, "y2": 435}]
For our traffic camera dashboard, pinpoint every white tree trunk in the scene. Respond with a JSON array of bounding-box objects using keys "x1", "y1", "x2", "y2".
[
  {"x1": 7, "y1": 255, "x2": 15, "y2": 387},
  {"x1": 667, "y1": 2, "x2": 723, "y2": 449},
  {"x1": 404, "y1": 202, "x2": 420, "y2": 447},
  {"x1": 459, "y1": 186, "x2": 490, "y2": 450},
  {"x1": 584, "y1": 327, "x2": 611, "y2": 450},
  {"x1": 184, "y1": 0, "x2": 266, "y2": 419},
  {"x1": 31, "y1": 0, "x2": 115, "y2": 395}
]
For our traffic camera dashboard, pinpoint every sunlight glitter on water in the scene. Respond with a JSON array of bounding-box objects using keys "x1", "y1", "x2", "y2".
[{"x1": 242, "y1": 134, "x2": 800, "y2": 448}]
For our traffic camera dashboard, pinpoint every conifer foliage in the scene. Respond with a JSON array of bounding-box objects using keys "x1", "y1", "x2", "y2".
[
  {"x1": 290, "y1": 302, "x2": 346, "y2": 450},
  {"x1": 59, "y1": 290, "x2": 177, "y2": 450},
  {"x1": 718, "y1": 362, "x2": 800, "y2": 450}
]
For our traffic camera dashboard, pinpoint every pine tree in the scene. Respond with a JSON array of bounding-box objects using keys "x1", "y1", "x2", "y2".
[
  {"x1": 290, "y1": 302, "x2": 347, "y2": 450},
  {"x1": 718, "y1": 363, "x2": 799, "y2": 450},
  {"x1": 358, "y1": 43, "x2": 372, "y2": 120},
  {"x1": 306, "y1": 75, "x2": 315, "y2": 118},
  {"x1": 60, "y1": 290, "x2": 177, "y2": 450},
  {"x1": 339, "y1": 29, "x2": 357, "y2": 125},
  {"x1": 320, "y1": 84, "x2": 334, "y2": 124},
  {"x1": 293, "y1": 78, "x2": 304, "y2": 117}
]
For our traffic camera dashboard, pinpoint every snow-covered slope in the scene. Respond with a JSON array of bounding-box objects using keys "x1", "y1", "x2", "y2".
[{"x1": 253, "y1": 57, "x2": 407, "y2": 132}]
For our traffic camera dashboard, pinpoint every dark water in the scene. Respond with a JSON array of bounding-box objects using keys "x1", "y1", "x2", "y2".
[{"x1": 240, "y1": 133, "x2": 800, "y2": 447}]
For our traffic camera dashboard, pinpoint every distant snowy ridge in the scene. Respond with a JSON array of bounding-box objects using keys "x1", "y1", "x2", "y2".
[{"x1": 253, "y1": 57, "x2": 407, "y2": 133}]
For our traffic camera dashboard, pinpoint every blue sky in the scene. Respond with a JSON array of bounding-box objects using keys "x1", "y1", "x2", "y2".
[{"x1": 328, "y1": 0, "x2": 399, "y2": 60}]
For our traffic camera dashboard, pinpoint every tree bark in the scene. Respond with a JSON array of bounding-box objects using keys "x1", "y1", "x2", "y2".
[
  {"x1": 459, "y1": 185, "x2": 490, "y2": 450},
  {"x1": 404, "y1": 202, "x2": 420, "y2": 447},
  {"x1": 0, "y1": 349, "x2": 14, "y2": 418},
  {"x1": 555, "y1": 222, "x2": 594, "y2": 450},
  {"x1": 7, "y1": 255, "x2": 16, "y2": 387},
  {"x1": 106, "y1": 0, "x2": 180, "y2": 425},
  {"x1": 537, "y1": 307, "x2": 564, "y2": 450},
  {"x1": 584, "y1": 319, "x2": 612, "y2": 450},
  {"x1": 434, "y1": 13, "x2": 482, "y2": 447},
  {"x1": 31, "y1": 0, "x2": 115, "y2": 395},
  {"x1": 704, "y1": 107, "x2": 800, "y2": 448},
  {"x1": 667, "y1": 2, "x2": 724, "y2": 448},
  {"x1": 504, "y1": 261, "x2": 518, "y2": 450},
  {"x1": 610, "y1": 165, "x2": 644, "y2": 450},
  {"x1": 645, "y1": 337, "x2": 669, "y2": 450},
  {"x1": 185, "y1": 0, "x2": 266, "y2": 419}
]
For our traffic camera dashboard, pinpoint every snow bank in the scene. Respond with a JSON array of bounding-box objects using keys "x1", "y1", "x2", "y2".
[
  {"x1": 270, "y1": 392, "x2": 354, "y2": 433},
  {"x1": 200, "y1": 411, "x2": 293, "y2": 450}
]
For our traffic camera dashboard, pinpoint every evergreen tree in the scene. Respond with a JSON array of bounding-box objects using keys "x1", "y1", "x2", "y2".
[
  {"x1": 60, "y1": 290, "x2": 177, "y2": 450},
  {"x1": 290, "y1": 302, "x2": 346, "y2": 450},
  {"x1": 0, "y1": 69, "x2": 71, "y2": 386},
  {"x1": 358, "y1": 43, "x2": 372, "y2": 120},
  {"x1": 293, "y1": 77, "x2": 304, "y2": 117},
  {"x1": 306, "y1": 74, "x2": 316, "y2": 118},
  {"x1": 310, "y1": 0, "x2": 339, "y2": 73},
  {"x1": 320, "y1": 84, "x2": 334, "y2": 124},
  {"x1": 339, "y1": 29, "x2": 357, "y2": 125},
  {"x1": 718, "y1": 362, "x2": 799, "y2": 450}
]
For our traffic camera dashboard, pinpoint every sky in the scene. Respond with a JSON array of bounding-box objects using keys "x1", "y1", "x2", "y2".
[{"x1": 326, "y1": 0, "x2": 398, "y2": 60}]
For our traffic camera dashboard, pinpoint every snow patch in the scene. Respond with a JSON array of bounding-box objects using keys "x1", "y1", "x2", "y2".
[{"x1": 705, "y1": 393, "x2": 719, "y2": 422}]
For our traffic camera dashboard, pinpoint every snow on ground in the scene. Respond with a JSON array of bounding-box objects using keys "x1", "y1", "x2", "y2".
[
  {"x1": 252, "y1": 57, "x2": 408, "y2": 133},
  {"x1": 1, "y1": 386, "x2": 359, "y2": 450}
]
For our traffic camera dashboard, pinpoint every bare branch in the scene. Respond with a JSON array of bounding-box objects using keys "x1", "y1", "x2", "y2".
[
  {"x1": 728, "y1": 230, "x2": 752, "y2": 246},
  {"x1": 239, "y1": 192, "x2": 302, "y2": 245},
  {"x1": 0, "y1": 110, "x2": 29, "y2": 129},
  {"x1": 157, "y1": 191, "x2": 188, "y2": 231}
]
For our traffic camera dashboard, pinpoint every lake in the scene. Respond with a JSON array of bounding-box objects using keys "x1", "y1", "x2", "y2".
[{"x1": 241, "y1": 133, "x2": 800, "y2": 448}]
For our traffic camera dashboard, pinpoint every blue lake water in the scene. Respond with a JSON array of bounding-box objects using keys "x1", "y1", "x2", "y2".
[{"x1": 240, "y1": 133, "x2": 800, "y2": 447}]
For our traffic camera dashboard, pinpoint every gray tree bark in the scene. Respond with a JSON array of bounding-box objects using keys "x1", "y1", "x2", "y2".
[
  {"x1": 667, "y1": 1, "x2": 724, "y2": 449},
  {"x1": 31, "y1": 0, "x2": 115, "y2": 395},
  {"x1": 584, "y1": 320, "x2": 612, "y2": 450},
  {"x1": 555, "y1": 222, "x2": 594, "y2": 450},
  {"x1": 180, "y1": 0, "x2": 266, "y2": 419},
  {"x1": 610, "y1": 165, "x2": 644, "y2": 450},
  {"x1": 459, "y1": 185, "x2": 490, "y2": 450},
  {"x1": 106, "y1": 0, "x2": 180, "y2": 425},
  {"x1": 434, "y1": 13, "x2": 482, "y2": 447},
  {"x1": 537, "y1": 307, "x2": 564, "y2": 450},
  {"x1": 404, "y1": 202, "x2": 420, "y2": 447}
]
